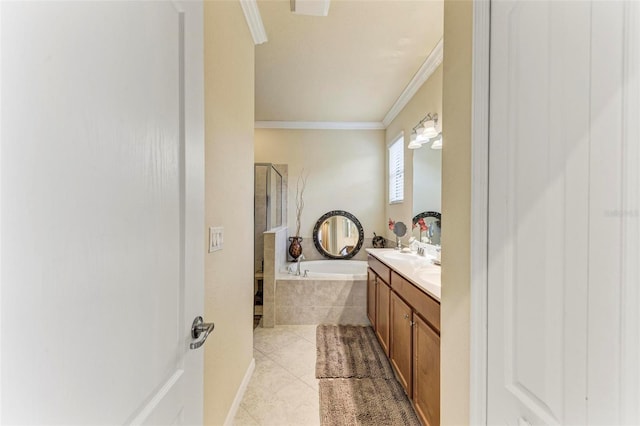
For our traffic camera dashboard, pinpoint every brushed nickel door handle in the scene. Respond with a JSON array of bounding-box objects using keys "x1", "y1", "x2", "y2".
[{"x1": 190, "y1": 316, "x2": 215, "y2": 350}]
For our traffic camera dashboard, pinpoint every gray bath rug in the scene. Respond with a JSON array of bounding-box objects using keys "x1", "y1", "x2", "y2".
[
  {"x1": 319, "y1": 378, "x2": 421, "y2": 426},
  {"x1": 316, "y1": 325, "x2": 394, "y2": 379}
]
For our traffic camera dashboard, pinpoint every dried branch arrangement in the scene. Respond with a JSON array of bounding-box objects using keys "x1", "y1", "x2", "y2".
[{"x1": 294, "y1": 170, "x2": 308, "y2": 236}]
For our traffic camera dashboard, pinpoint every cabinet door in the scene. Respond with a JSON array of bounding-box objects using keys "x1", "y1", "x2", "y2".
[
  {"x1": 375, "y1": 278, "x2": 390, "y2": 357},
  {"x1": 414, "y1": 314, "x2": 440, "y2": 426},
  {"x1": 367, "y1": 269, "x2": 376, "y2": 327},
  {"x1": 390, "y1": 292, "x2": 412, "y2": 397}
]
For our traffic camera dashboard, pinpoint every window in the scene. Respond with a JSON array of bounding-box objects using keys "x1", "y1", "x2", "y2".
[{"x1": 388, "y1": 134, "x2": 404, "y2": 204}]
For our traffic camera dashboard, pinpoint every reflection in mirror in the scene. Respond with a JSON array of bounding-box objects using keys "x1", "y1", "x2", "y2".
[
  {"x1": 412, "y1": 211, "x2": 441, "y2": 246},
  {"x1": 313, "y1": 210, "x2": 364, "y2": 259},
  {"x1": 412, "y1": 137, "x2": 442, "y2": 217}
]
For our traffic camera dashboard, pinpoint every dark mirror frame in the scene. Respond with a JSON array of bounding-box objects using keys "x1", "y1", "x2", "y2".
[
  {"x1": 312, "y1": 210, "x2": 364, "y2": 260},
  {"x1": 412, "y1": 211, "x2": 442, "y2": 244},
  {"x1": 412, "y1": 211, "x2": 441, "y2": 225}
]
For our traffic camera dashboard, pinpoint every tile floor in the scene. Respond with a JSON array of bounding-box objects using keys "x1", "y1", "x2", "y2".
[{"x1": 233, "y1": 325, "x2": 320, "y2": 426}]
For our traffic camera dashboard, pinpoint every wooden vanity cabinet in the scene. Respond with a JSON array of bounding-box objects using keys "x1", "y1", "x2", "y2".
[
  {"x1": 367, "y1": 254, "x2": 441, "y2": 426},
  {"x1": 390, "y1": 291, "x2": 413, "y2": 397},
  {"x1": 367, "y1": 269, "x2": 376, "y2": 326},
  {"x1": 391, "y1": 271, "x2": 440, "y2": 426},
  {"x1": 413, "y1": 314, "x2": 440, "y2": 426},
  {"x1": 375, "y1": 275, "x2": 391, "y2": 356},
  {"x1": 367, "y1": 256, "x2": 391, "y2": 357}
]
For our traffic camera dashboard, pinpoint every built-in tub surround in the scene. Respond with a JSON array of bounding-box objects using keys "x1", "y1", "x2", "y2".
[
  {"x1": 366, "y1": 248, "x2": 441, "y2": 301},
  {"x1": 282, "y1": 259, "x2": 367, "y2": 279},
  {"x1": 275, "y1": 260, "x2": 369, "y2": 325},
  {"x1": 263, "y1": 226, "x2": 289, "y2": 327}
]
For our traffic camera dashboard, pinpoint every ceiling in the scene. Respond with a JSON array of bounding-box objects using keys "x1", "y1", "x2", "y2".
[{"x1": 254, "y1": 0, "x2": 444, "y2": 125}]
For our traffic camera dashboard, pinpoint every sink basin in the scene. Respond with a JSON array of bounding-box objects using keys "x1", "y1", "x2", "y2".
[
  {"x1": 379, "y1": 251, "x2": 421, "y2": 261},
  {"x1": 416, "y1": 268, "x2": 441, "y2": 285},
  {"x1": 379, "y1": 251, "x2": 436, "y2": 265}
]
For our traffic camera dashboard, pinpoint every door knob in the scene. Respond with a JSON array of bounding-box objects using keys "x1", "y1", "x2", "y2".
[{"x1": 190, "y1": 316, "x2": 215, "y2": 350}]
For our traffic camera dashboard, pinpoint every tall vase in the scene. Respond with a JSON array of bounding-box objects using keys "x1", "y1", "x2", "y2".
[{"x1": 288, "y1": 236, "x2": 303, "y2": 260}]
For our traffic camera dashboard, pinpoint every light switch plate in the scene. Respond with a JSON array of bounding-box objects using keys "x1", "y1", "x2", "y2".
[{"x1": 209, "y1": 226, "x2": 223, "y2": 252}]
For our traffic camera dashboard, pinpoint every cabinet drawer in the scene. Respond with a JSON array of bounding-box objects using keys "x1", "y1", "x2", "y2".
[
  {"x1": 368, "y1": 255, "x2": 390, "y2": 284},
  {"x1": 391, "y1": 271, "x2": 440, "y2": 332}
]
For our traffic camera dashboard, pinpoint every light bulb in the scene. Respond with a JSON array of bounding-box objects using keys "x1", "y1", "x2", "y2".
[
  {"x1": 416, "y1": 131, "x2": 429, "y2": 144},
  {"x1": 422, "y1": 121, "x2": 439, "y2": 138},
  {"x1": 431, "y1": 135, "x2": 442, "y2": 150},
  {"x1": 408, "y1": 139, "x2": 422, "y2": 149}
]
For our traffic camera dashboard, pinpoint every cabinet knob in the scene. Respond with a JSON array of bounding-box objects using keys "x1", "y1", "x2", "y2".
[{"x1": 404, "y1": 314, "x2": 409, "y2": 320}]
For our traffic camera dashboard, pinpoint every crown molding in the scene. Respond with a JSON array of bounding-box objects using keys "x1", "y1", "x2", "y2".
[
  {"x1": 239, "y1": 0, "x2": 268, "y2": 45},
  {"x1": 255, "y1": 121, "x2": 386, "y2": 130},
  {"x1": 382, "y1": 38, "x2": 444, "y2": 128}
]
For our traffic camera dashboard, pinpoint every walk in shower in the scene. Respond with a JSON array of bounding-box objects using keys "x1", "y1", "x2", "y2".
[{"x1": 254, "y1": 163, "x2": 287, "y2": 324}]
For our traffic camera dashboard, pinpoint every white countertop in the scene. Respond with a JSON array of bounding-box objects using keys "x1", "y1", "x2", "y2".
[{"x1": 366, "y1": 248, "x2": 441, "y2": 301}]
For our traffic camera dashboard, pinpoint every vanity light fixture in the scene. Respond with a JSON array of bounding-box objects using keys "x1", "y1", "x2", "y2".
[
  {"x1": 408, "y1": 131, "x2": 422, "y2": 149},
  {"x1": 409, "y1": 113, "x2": 440, "y2": 149}
]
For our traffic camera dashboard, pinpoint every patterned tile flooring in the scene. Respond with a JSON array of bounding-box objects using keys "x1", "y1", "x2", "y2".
[{"x1": 233, "y1": 325, "x2": 320, "y2": 426}]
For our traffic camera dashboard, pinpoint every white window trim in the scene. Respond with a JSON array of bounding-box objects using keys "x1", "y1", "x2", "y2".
[{"x1": 388, "y1": 132, "x2": 405, "y2": 204}]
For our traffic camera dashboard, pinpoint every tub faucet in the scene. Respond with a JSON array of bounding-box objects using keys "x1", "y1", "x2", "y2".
[{"x1": 296, "y1": 254, "x2": 306, "y2": 276}]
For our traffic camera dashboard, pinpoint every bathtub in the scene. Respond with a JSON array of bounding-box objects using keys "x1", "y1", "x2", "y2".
[
  {"x1": 275, "y1": 259, "x2": 369, "y2": 325},
  {"x1": 280, "y1": 259, "x2": 367, "y2": 280}
]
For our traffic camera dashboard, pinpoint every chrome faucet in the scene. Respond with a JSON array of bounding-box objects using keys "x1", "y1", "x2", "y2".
[{"x1": 295, "y1": 254, "x2": 306, "y2": 276}]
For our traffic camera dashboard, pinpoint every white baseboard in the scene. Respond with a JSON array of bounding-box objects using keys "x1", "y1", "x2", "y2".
[{"x1": 223, "y1": 357, "x2": 256, "y2": 426}]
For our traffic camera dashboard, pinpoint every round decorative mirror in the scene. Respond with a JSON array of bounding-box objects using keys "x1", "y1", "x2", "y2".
[
  {"x1": 412, "y1": 211, "x2": 441, "y2": 245},
  {"x1": 313, "y1": 210, "x2": 364, "y2": 259}
]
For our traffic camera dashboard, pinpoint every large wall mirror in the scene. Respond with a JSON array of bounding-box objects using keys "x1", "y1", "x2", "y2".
[
  {"x1": 313, "y1": 210, "x2": 364, "y2": 259},
  {"x1": 413, "y1": 144, "x2": 442, "y2": 219},
  {"x1": 412, "y1": 211, "x2": 441, "y2": 246},
  {"x1": 413, "y1": 138, "x2": 442, "y2": 245}
]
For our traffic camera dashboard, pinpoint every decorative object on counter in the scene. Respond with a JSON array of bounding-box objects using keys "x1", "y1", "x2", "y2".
[
  {"x1": 313, "y1": 210, "x2": 364, "y2": 259},
  {"x1": 288, "y1": 236, "x2": 303, "y2": 260},
  {"x1": 372, "y1": 232, "x2": 386, "y2": 248},
  {"x1": 389, "y1": 218, "x2": 408, "y2": 250},
  {"x1": 288, "y1": 170, "x2": 308, "y2": 260},
  {"x1": 412, "y1": 211, "x2": 441, "y2": 245},
  {"x1": 294, "y1": 170, "x2": 307, "y2": 237}
]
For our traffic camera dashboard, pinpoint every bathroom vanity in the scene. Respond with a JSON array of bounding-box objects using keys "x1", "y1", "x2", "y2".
[{"x1": 366, "y1": 248, "x2": 441, "y2": 426}]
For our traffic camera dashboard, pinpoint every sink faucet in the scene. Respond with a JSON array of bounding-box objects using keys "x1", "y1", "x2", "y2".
[{"x1": 296, "y1": 254, "x2": 306, "y2": 276}]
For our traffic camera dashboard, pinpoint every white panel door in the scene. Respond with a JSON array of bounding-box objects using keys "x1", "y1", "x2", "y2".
[
  {"x1": 0, "y1": 1, "x2": 205, "y2": 424},
  {"x1": 488, "y1": 0, "x2": 639, "y2": 424}
]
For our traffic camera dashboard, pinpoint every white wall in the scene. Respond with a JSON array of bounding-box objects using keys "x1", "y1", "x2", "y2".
[
  {"x1": 441, "y1": 1, "x2": 472, "y2": 424},
  {"x1": 203, "y1": 2, "x2": 255, "y2": 424},
  {"x1": 255, "y1": 129, "x2": 386, "y2": 256}
]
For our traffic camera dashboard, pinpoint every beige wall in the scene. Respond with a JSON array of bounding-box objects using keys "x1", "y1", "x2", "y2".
[
  {"x1": 254, "y1": 129, "x2": 386, "y2": 252},
  {"x1": 203, "y1": 2, "x2": 255, "y2": 424},
  {"x1": 441, "y1": 0, "x2": 472, "y2": 424},
  {"x1": 385, "y1": 64, "x2": 443, "y2": 241}
]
